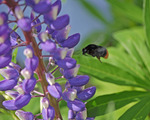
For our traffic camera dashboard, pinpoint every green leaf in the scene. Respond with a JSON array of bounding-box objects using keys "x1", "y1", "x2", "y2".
[
  {"x1": 86, "y1": 91, "x2": 150, "y2": 117},
  {"x1": 73, "y1": 55, "x2": 150, "y2": 89},
  {"x1": 77, "y1": 0, "x2": 108, "y2": 24},
  {"x1": 12, "y1": 48, "x2": 18, "y2": 63},
  {"x1": 113, "y1": 27, "x2": 150, "y2": 74},
  {"x1": 119, "y1": 96, "x2": 150, "y2": 120},
  {"x1": 144, "y1": 0, "x2": 150, "y2": 48},
  {"x1": 107, "y1": 0, "x2": 143, "y2": 23},
  {"x1": 23, "y1": 97, "x2": 40, "y2": 114}
]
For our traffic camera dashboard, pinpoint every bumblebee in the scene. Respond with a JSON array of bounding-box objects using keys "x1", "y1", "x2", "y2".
[{"x1": 82, "y1": 44, "x2": 109, "y2": 62}]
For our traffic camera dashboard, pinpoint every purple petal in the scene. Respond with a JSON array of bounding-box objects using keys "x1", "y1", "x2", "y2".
[
  {"x1": 77, "y1": 86, "x2": 96, "y2": 101},
  {"x1": 17, "y1": 17, "x2": 31, "y2": 31},
  {"x1": 40, "y1": 40, "x2": 56, "y2": 52},
  {"x1": 52, "y1": 25, "x2": 71, "y2": 43},
  {"x1": 0, "y1": 51, "x2": 12, "y2": 68},
  {"x1": 57, "y1": 57, "x2": 76, "y2": 70},
  {"x1": 0, "y1": 24, "x2": 9, "y2": 36},
  {"x1": 51, "y1": 15, "x2": 69, "y2": 30},
  {"x1": 86, "y1": 117, "x2": 95, "y2": 120},
  {"x1": 0, "y1": 79, "x2": 17, "y2": 91},
  {"x1": 52, "y1": 0, "x2": 61, "y2": 15},
  {"x1": 67, "y1": 99, "x2": 85, "y2": 112},
  {"x1": 53, "y1": 48, "x2": 68, "y2": 60},
  {"x1": 33, "y1": 0, "x2": 51, "y2": 14},
  {"x1": 0, "y1": 12, "x2": 8, "y2": 25},
  {"x1": 0, "y1": 67, "x2": 19, "y2": 79},
  {"x1": 66, "y1": 48, "x2": 74, "y2": 57},
  {"x1": 42, "y1": 106, "x2": 55, "y2": 120},
  {"x1": 47, "y1": 83, "x2": 62, "y2": 99},
  {"x1": 63, "y1": 64, "x2": 80, "y2": 79},
  {"x1": 15, "y1": 110, "x2": 34, "y2": 120},
  {"x1": 3, "y1": 100, "x2": 21, "y2": 110},
  {"x1": 25, "y1": 0, "x2": 35, "y2": 6},
  {"x1": 41, "y1": 97, "x2": 49, "y2": 109},
  {"x1": 25, "y1": 56, "x2": 39, "y2": 71},
  {"x1": 14, "y1": 94, "x2": 31, "y2": 108},
  {"x1": 68, "y1": 109, "x2": 76, "y2": 119},
  {"x1": 62, "y1": 88, "x2": 77, "y2": 101},
  {"x1": 76, "y1": 108, "x2": 87, "y2": 120},
  {"x1": 0, "y1": 40, "x2": 11, "y2": 56},
  {"x1": 61, "y1": 33, "x2": 80, "y2": 48},
  {"x1": 5, "y1": 90, "x2": 19, "y2": 99},
  {"x1": 72, "y1": 86, "x2": 85, "y2": 94},
  {"x1": 69, "y1": 75, "x2": 89, "y2": 87},
  {"x1": 22, "y1": 77, "x2": 36, "y2": 93},
  {"x1": 46, "y1": 26, "x2": 54, "y2": 34}
]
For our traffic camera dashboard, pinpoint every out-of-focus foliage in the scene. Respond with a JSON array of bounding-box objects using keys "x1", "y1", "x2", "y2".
[{"x1": 74, "y1": 0, "x2": 150, "y2": 120}]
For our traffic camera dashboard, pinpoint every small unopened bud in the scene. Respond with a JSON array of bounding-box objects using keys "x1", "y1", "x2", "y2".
[
  {"x1": 21, "y1": 68, "x2": 32, "y2": 80},
  {"x1": 24, "y1": 48, "x2": 33, "y2": 58},
  {"x1": 76, "y1": 108, "x2": 87, "y2": 120},
  {"x1": 15, "y1": 110, "x2": 34, "y2": 120},
  {"x1": 15, "y1": 6, "x2": 23, "y2": 19},
  {"x1": 45, "y1": 73, "x2": 55, "y2": 85},
  {"x1": 5, "y1": 90, "x2": 19, "y2": 99},
  {"x1": 41, "y1": 97, "x2": 49, "y2": 109}
]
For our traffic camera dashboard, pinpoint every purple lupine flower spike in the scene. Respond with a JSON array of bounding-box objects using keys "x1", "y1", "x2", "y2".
[{"x1": 0, "y1": 0, "x2": 96, "y2": 119}]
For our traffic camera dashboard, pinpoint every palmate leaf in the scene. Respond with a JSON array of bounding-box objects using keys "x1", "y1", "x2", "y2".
[
  {"x1": 119, "y1": 96, "x2": 150, "y2": 120},
  {"x1": 113, "y1": 27, "x2": 150, "y2": 75},
  {"x1": 144, "y1": 0, "x2": 150, "y2": 48},
  {"x1": 107, "y1": 0, "x2": 143, "y2": 23},
  {"x1": 74, "y1": 55, "x2": 150, "y2": 89},
  {"x1": 86, "y1": 91, "x2": 150, "y2": 117}
]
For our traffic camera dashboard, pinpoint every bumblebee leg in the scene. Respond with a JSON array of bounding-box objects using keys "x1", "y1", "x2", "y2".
[{"x1": 96, "y1": 56, "x2": 102, "y2": 63}]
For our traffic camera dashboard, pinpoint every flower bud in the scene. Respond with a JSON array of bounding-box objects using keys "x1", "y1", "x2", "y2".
[
  {"x1": 21, "y1": 68, "x2": 32, "y2": 80},
  {"x1": 47, "y1": 83, "x2": 62, "y2": 99},
  {"x1": 63, "y1": 64, "x2": 80, "y2": 79},
  {"x1": 24, "y1": 47, "x2": 33, "y2": 58},
  {"x1": 69, "y1": 75, "x2": 89, "y2": 87},
  {"x1": 51, "y1": 15, "x2": 69, "y2": 30},
  {"x1": 22, "y1": 77, "x2": 36, "y2": 93},
  {"x1": 45, "y1": 73, "x2": 55, "y2": 85},
  {"x1": 62, "y1": 88, "x2": 77, "y2": 101},
  {"x1": 42, "y1": 106, "x2": 55, "y2": 120},
  {"x1": 76, "y1": 108, "x2": 87, "y2": 120},
  {"x1": 61, "y1": 33, "x2": 80, "y2": 48},
  {"x1": 0, "y1": 67, "x2": 19, "y2": 80},
  {"x1": 38, "y1": 31, "x2": 48, "y2": 42},
  {"x1": 14, "y1": 94, "x2": 31, "y2": 108},
  {"x1": 57, "y1": 57, "x2": 76, "y2": 70},
  {"x1": 72, "y1": 86, "x2": 85, "y2": 94},
  {"x1": 15, "y1": 110, "x2": 34, "y2": 120},
  {"x1": 15, "y1": 6, "x2": 23, "y2": 19},
  {"x1": 77, "y1": 86, "x2": 96, "y2": 101},
  {"x1": 67, "y1": 99, "x2": 85, "y2": 112},
  {"x1": 0, "y1": 79, "x2": 17, "y2": 91},
  {"x1": 41, "y1": 97, "x2": 49, "y2": 109},
  {"x1": 25, "y1": 56, "x2": 39, "y2": 71}
]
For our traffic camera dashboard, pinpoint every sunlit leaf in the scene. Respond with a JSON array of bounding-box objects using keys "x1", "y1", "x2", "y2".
[
  {"x1": 119, "y1": 96, "x2": 150, "y2": 120},
  {"x1": 86, "y1": 91, "x2": 150, "y2": 117}
]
